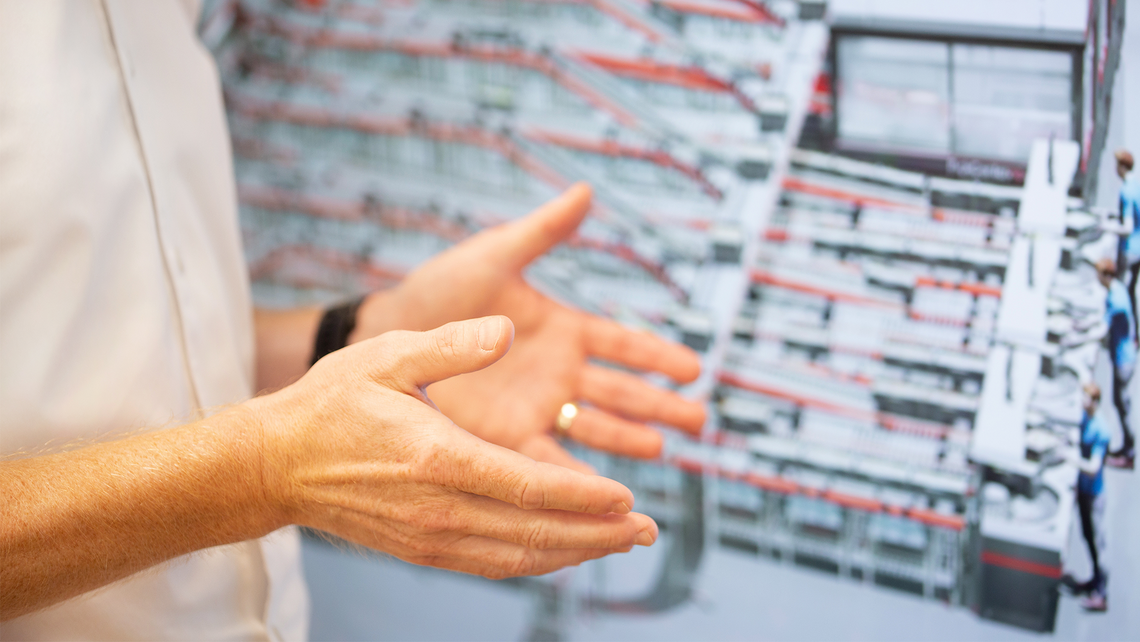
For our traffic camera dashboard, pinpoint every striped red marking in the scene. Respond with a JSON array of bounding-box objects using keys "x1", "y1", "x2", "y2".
[
  {"x1": 908, "y1": 508, "x2": 966, "y2": 531},
  {"x1": 525, "y1": 128, "x2": 723, "y2": 199},
  {"x1": 671, "y1": 453, "x2": 966, "y2": 530},
  {"x1": 782, "y1": 176, "x2": 921, "y2": 212},
  {"x1": 751, "y1": 268, "x2": 901, "y2": 308},
  {"x1": 914, "y1": 276, "x2": 1002, "y2": 299},
  {"x1": 657, "y1": 0, "x2": 773, "y2": 23},
  {"x1": 824, "y1": 490, "x2": 884, "y2": 513},
  {"x1": 590, "y1": 0, "x2": 669, "y2": 42},
  {"x1": 980, "y1": 550, "x2": 1062, "y2": 579},
  {"x1": 576, "y1": 52, "x2": 731, "y2": 93},
  {"x1": 745, "y1": 472, "x2": 799, "y2": 495}
]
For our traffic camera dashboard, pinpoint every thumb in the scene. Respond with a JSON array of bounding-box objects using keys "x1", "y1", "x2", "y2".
[
  {"x1": 379, "y1": 316, "x2": 515, "y2": 390},
  {"x1": 494, "y1": 183, "x2": 592, "y2": 270}
]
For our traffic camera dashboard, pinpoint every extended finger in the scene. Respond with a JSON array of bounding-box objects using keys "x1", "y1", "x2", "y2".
[
  {"x1": 454, "y1": 495, "x2": 657, "y2": 550},
  {"x1": 330, "y1": 515, "x2": 628, "y2": 579},
  {"x1": 434, "y1": 430, "x2": 635, "y2": 514},
  {"x1": 487, "y1": 183, "x2": 592, "y2": 270},
  {"x1": 578, "y1": 365, "x2": 706, "y2": 434},
  {"x1": 583, "y1": 316, "x2": 701, "y2": 384},
  {"x1": 564, "y1": 406, "x2": 663, "y2": 459},
  {"x1": 413, "y1": 539, "x2": 628, "y2": 580},
  {"x1": 306, "y1": 508, "x2": 637, "y2": 578},
  {"x1": 515, "y1": 434, "x2": 596, "y2": 475},
  {"x1": 375, "y1": 316, "x2": 515, "y2": 391}
]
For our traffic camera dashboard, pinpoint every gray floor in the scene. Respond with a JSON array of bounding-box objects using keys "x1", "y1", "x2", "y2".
[{"x1": 301, "y1": 15, "x2": 1140, "y2": 642}]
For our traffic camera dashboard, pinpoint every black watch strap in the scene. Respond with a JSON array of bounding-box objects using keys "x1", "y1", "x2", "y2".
[{"x1": 310, "y1": 296, "x2": 366, "y2": 366}]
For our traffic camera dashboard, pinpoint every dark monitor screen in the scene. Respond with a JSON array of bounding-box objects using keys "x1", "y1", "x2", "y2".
[{"x1": 835, "y1": 34, "x2": 1076, "y2": 168}]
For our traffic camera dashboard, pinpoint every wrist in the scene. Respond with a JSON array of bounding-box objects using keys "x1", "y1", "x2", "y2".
[
  {"x1": 349, "y1": 287, "x2": 409, "y2": 342},
  {"x1": 213, "y1": 400, "x2": 297, "y2": 534},
  {"x1": 310, "y1": 297, "x2": 366, "y2": 366}
]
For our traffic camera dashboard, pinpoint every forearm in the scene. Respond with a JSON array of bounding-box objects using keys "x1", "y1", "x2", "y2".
[
  {"x1": 253, "y1": 307, "x2": 322, "y2": 393},
  {"x1": 0, "y1": 406, "x2": 282, "y2": 621}
]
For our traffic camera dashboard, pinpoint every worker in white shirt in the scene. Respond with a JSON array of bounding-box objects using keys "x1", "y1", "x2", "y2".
[{"x1": 0, "y1": 2, "x2": 704, "y2": 639}]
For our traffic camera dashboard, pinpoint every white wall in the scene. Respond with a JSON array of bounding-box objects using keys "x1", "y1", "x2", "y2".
[{"x1": 1095, "y1": 2, "x2": 1138, "y2": 210}]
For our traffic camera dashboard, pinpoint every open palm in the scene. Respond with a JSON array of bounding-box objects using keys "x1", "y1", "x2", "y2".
[{"x1": 354, "y1": 185, "x2": 706, "y2": 470}]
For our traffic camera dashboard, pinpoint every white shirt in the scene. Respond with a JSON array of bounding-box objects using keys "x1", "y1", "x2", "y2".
[{"x1": 0, "y1": 1, "x2": 308, "y2": 639}]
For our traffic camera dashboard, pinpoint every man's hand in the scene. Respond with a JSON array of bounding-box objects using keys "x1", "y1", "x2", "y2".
[
  {"x1": 352, "y1": 184, "x2": 706, "y2": 471},
  {"x1": 253, "y1": 316, "x2": 657, "y2": 579},
  {"x1": 3, "y1": 316, "x2": 656, "y2": 619}
]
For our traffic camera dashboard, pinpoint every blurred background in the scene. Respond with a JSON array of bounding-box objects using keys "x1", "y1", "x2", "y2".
[{"x1": 198, "y1": 1, "x2": 1137, "y2": 639}]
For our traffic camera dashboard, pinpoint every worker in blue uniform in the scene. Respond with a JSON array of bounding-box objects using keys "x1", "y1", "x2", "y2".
[
  {"x1": 1097, "y1": 258, "x2": 1136, "y2": 468},
  {"x1": 1067, "y1": 383, "x2": 1112, "y2": 611},
  {"x1": 1115, "y1": 150, "x2": 1139, "y2": 338}
]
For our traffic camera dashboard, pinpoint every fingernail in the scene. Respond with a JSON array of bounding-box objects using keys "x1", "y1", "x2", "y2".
[
  {"x1": 477, "y1": 317, "x2": 500, "y2": 351},
  {"x1": 635, "y1": 529, "x2": 655, "y2": 546},
  {"x1": 610, "y1": 501, "x2": 630, "y2": 514}
]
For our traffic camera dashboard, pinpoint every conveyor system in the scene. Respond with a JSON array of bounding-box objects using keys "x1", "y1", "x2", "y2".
[
  {"x1": 663, "y1": 434, "x2": 970, "y2": 601},
  {"x1": 962, "y1": 140, "x2": 1103, "y2": 633},
  {"x1": 709, "y1": 224, "x2": 746, "y2": 263},
  {"x1": 208, "y1": 0, "x2": 1115, "y2": 635},
  {"x1": 757, "y1": 93, "x2": 789, "y2": 132},
  {"x1": 797, "y1": 0, "x2": 826, "y2": 20},
  {"x1": 671, "y1": 139, "x2": 1100, "y2": 627}
]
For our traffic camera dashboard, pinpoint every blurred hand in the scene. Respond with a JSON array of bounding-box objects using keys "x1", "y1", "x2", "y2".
[
  {"x1": 252, "y1": 316, "x2": 657, "y2": 578},
  {"x1": 353, "y1": 184, "x2": 706, "y2": 472}
]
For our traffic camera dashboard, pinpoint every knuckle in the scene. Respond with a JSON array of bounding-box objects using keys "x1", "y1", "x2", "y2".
[
  {"x1": 413, "y1": 436, "x2": 452, "y2": 483},
  {"x1": 406, "y1": 554, "x2": 443, "y2": 569},
  {"x1": 392, "y1": 500, "x2": 456, "y2": 540},
  {"x1": 505, "y1": 549, "x2": 539, "y2": 577},
  {"x1": 371, "y1": 331, "x2": 414, "y2": 385},
  {"x1": 522, "y1": 521, "x2": 552, "y2": 550},
  {"x1": 619, "y1": 521, "x2": 641, "y2": 546},
  {"x1": 389, "y1": 496, "x2": 423, "y2": 522},
  {"x1": 508, "y1": 465, "x2": 546, "y2": 510},
  {"x1": 433, "y1": 324, "x2": 464, "y2": 361},
  {"x1": 393, "y1": 521, "x2": 434, "y2": 551},
  {"x1": 417, "y1": 509, "x2": 458, "y2": 535},
  {"x1": 394, "y1": 529, "x2": 427, "y2": 553},
  {"x1": 405, "y1": 536, "x2": 434, "y2": 554},
  {"x1": 481, "y1": 566, "x2": 511, "y2": 581}
]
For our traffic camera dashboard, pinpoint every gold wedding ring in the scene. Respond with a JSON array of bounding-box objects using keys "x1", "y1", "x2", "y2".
[{"x1": 555, "y1": 402, "x2": 580, "y2": 435}]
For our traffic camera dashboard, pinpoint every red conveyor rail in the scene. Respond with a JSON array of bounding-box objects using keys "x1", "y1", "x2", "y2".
[
  {"x1": 782, "y1": 175, "x2": 1002, "y2": 229},
  {"x1": 750, "y1": 268, "x2": 984, "y2": 328},
  {"x1": 656, "y1": 0, "x2": 781, "y2": 25},
  {"x1": 228, "y1": 93, "x2": 575, "y2": 192},
  {"x1": 255, "y1": 16, "x2": 643, "y2": 127},
  {"x1": 239, "y1": 184, "x2": 475, "y2": 241},
  {"x1": 717, "y1": 370, "x2": 955, "y2": 441},
  {"x1": 671, "y1": 454, "x2": 966, "y2": 531},
  {"x1": 248, "y1": 243, "x2": 407, "y2": 291},
  {"x1": 571, "y1": 51, "x2": 759, "y2": 113},
  {"x1": 239, "y1": 183, "x2": 688, "y2": 299},
  {"x1": 566, "y1": 236, "x2": 689, "y2": 302},
  {"x1": 524, "y1": 127, "x2": 723, "y2": 199}
]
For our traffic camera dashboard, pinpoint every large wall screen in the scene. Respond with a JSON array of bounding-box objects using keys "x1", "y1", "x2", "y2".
[{"x1": 836, "y1": 35, "x2": 1076, "y2": 166}]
